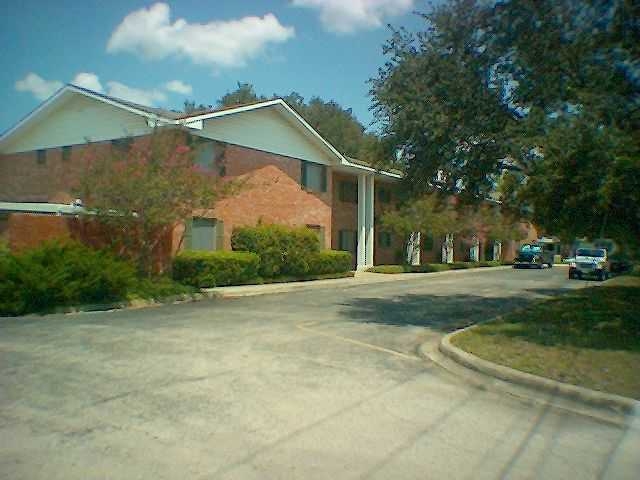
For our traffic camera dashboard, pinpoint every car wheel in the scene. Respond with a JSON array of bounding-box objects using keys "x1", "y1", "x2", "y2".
[{"x1": 598, "y1": 271, "x2": 606, "y2": 281}]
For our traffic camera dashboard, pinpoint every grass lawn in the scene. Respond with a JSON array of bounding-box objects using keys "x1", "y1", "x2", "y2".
[{"x1": 451, "y1": 275, "x2": 640, "y2": 399}]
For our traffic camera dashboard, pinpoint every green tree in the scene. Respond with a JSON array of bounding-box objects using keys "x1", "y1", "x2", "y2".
[
  {"x1": 371, "y1": 0, "x2": 640, "y2": 250},
  {"x1": 218, "y1": 82, "x2": 266, "y2": 107},
  {"x1": 380, "y1": 194, "x2": 467, "y2": 263},
  {"x1": 77, "y1": 130, "x2": 230, "y2": 275}
]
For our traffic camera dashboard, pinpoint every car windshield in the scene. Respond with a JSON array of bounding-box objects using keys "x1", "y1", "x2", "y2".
[
  {"x1": 576, "y1": 248, "x2": 605, "y2": 257},
  {"x1": 517, "y1": 252, "x2": 536, "y2": 260}
]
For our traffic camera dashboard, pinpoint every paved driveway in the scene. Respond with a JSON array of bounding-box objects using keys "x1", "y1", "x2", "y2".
[{"x1": 1, "y1": 268, "x2": 638, "y2": 479}]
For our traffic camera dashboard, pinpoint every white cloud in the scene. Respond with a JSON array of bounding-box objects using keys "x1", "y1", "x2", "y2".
[
  {"x1": 15, "y1": 73, "x2": 63, "y2": 100},
  {"x1": 107, "y1": 2, "x2": 295, "y2": 69},
  {"x1": 106, "y1": 81, "x2": 167, "y2": 105},
  {"x1": 164, "y1": 80, "x2": 193, "y2": 95},
  {"x1": 17, "y1": 70, "x2": 191, "y2": 107},
  {"x1": 292, "y1": 0, "x2": 414, "y2": 34},
  {"x1": 72, "y1": 72, "x2": 104, "y2": 92}
]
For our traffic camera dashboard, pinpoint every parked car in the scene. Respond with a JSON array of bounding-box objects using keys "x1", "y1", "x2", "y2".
[
  {"x1": 568, "y1": 248, "x2": 610, "y2": 280},
  {"x1": 513, "y1": 250, "x2": 546, "y2": 269},
  {"x1": 513, "y1": 244, "x2": 553, "y2": 269}
]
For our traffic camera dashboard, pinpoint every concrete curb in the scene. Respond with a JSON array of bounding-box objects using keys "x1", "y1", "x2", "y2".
[
  {"x1": 207, "y1": 265, "x2": 515, "y2": 298},
  {"x1": 55, "y1": 291, "x2": 220, "y2": 315},
  {"x1": 439, "y1": 324, "x2": 640, "y2": 415}
]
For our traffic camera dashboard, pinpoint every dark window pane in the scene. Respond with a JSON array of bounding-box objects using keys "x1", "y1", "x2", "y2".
[
  {"x1": 36, "y1": 150, "x2": 46, "y2": 165},
  {"x1": 423, "y1": 234, "x2": 434, "y2": 251},
  {"x1": 62, "y1": 146, "x2": 72, "y2": 161},
  {"x1": 378, "y1": 188, "x2": 391, "y2": 204},
  {"x1": 339, "y1": 181, "x2": 358, "y2": 203}
]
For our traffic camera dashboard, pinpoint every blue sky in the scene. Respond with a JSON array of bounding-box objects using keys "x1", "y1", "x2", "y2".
[{"x1": 0, "y1": 0, "x2": 432, "y2": 134}]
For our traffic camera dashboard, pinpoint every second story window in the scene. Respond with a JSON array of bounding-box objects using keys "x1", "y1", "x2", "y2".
[
  {"x1": 36, "y1": 150, "x2": 46, "y2": 166},
  {"x1": 111, "y1": 138, "x2": 133, "y2": 153},
  {"x1": 339, "y1": 181, "x2": 358, "y2": 203},
  {"x1": 62, "y1": 146, "x2": 72, "y2": 161},
  {"x1": 378, "y1": 187, "x2": 391, "y2": 204},
  {"x1": 301, "y1": 161, "x2": 327, "y2": 193}
]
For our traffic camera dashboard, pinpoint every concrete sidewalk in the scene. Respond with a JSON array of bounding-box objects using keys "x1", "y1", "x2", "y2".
[{"x1": 204, "y1": 266, "x2": 513, "y2": 298}]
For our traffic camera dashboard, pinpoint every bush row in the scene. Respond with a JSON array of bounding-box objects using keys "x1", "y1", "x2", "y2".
[
  {"x1": 0, "y1": 241, "x2": 195, "y2": 316},
  {"x1": 367, "y1": 261, "x2": 504, "y2": 274},
  {"x1": 0, "y1": 241, "x2": 137, "y2": 316},
  {"x1": 173, "y1": 249, "x2": 352, "y2": 288},
  {"x1": 231, "y1": 225, "x2": 320, "y2": 278}
]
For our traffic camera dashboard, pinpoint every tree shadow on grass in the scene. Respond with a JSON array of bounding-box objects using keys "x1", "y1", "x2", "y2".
[
  {"x1": 338, "y1": 293, "x2": 532, "y2": 333},
  {"x1": 337, "y1": 286, "x2": 580, "y2": 335}
]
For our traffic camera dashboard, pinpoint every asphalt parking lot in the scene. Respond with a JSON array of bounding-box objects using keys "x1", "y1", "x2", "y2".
[{"x1": 1, "y1": 267, "x2": 638, "y2": 479}]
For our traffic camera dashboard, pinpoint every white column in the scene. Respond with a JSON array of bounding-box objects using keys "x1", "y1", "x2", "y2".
[
  {"x1": 407, "y1": 232, "x2": 421, "y2": 266},
  {"x1": 493, "y1": 240, "x2": 502, "y2": 261},
  {"x1": 470, "y1": 235, "x2": 480, "y2": 262},
  {"x1": 365, "y1": 175, "x2": 375, "y2": 267},
  {"x1": 357, "y1": 174, "x2": 367, "y2": 270}
]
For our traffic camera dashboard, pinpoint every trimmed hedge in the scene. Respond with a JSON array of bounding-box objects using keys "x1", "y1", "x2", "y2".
[
  {"x1": 172, "y1": 250, "x2": 260, "y2": 288},
  {"x1": 231, "y1": 224, "x2": 319, "y2": 277},
  {"x1": 367, "y1": 265, "x2": 407, "y2": 274},
  {"x1": 308, "y1": 250, "x2": 352, "y2": 275},
  {"x1": 368, "y1": 261, "x2": 507, "y2": 274},
  {"x1": 0, "y1": 241, "x2": 137, "y2": 316}
]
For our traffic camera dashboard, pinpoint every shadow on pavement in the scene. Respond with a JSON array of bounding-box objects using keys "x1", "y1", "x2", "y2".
[{"x1": 338, "y1": 286, "x2": 576, "y2": 333}]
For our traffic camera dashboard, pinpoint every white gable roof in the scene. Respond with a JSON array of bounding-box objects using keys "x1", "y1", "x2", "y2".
[
  {"x1": 0, "y1": 85, "x2": 345, "y2": 164},
  {"x1": 0, "y1": 85, "x2": 400, "y2": 177}
]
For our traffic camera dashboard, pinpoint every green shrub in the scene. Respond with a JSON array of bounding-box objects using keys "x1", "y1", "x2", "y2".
[
  {"x1": 478, "y1": 260, "x2": 501, "y2": 267},
  {"x1": 130, "y1": 276, "x2": 196, "y2": 300},
  {"x1": 0, "y1": 241, "x2": 136, "y2": 316},
  {"x1": 450, "y1": 261, "x2": 473, "y2": 269},
  {"x1": 308, "y1": 250, "x2": 353, "y2": 274},
  {"x1": 231, "y1": 224, "x2": 320, "y2": 277},
  {"x1": 172, "y1": 250, "x2": 260, "y2": 288},
  {"x1": 367, "y1": 265, "x2": 407, "y2": 274},
  {"x1": 410, "y1": 263, "x2": 451, "y2": 273}
]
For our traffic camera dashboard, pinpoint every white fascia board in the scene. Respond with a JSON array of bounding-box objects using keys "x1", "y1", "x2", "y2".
[
  {"x1": 0, "y1": 86, "x2": 70, "y2": 144},
  {"x1": 340, "y1": 158, "x2": 403, "y2": 179},
  {"x1": 0, "y1": 85, "x2": 175, "y2": 149},
  {"x1": 275, "y1": 100, "x2": 347, "y2": 164},
  {"x1": 179, "y1": 119, "x2": 203, "y2": 130},
  {"x1": 65, "y1": 85, "x2": 167, "y2": 123},
  {"x1": 178, "y1": 99, "x2": 284, "y2": 123}
]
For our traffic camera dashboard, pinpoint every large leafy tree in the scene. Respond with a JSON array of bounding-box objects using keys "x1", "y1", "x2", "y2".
[
  {"x1": 77, "y1": 130, "x2": 230, "y2": 275},
  {"x1": 371, "y1": 0, "x2": 640, "y2": 251}
]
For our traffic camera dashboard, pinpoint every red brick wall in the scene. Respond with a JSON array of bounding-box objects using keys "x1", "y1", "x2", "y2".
[
  {"x1": 6, "y1": 214, "x2": 72, "y2": 252},
  {"x1": 0, "y1": 143, "x2": 110, "y2": 203},
  {"x1": 331, "y1": 173, "x2": 358, "y2": 263},
  {"x1": 1, "y1": 140, "x2": 335, "y2": 256},
  {"x1": 330, "y1": 173, "x2": 403, "y2": 266},
  {"x1": 196, "y1": 144, "x2": 333, "y2": 251}
]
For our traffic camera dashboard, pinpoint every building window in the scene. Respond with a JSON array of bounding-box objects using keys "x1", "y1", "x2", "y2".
[
  {"x1": 36, "y1": 150, "x2": 46, "y2": 165},
  {"x1": 111, "y1": 138, "x2": 133, "y2": 153},
  {"x1": 378, "y1": 231, "x2": 392, "y2": 248},
  {"x1": 301, "y1": 161, "x2": 327, "y2": 193},
  {"x1": 378, "y1": 187, "x2": 391, "y2": 204},
  {"x1": 195, "y1": 140, "x2": 225, "y2": 174},
  {"x1": 339, "y1": 229, "x2": 357, "y2": 253},
  {"x1": 195, "y1": 141, "x2": 214, "y2": 170},
  {"x1": 307, "y1": 224, "x2": 325, "y2": 249},
  {"x1": 338, "y1": 181, "x2": 358, "y2": 203},
  {"x1": 62, "y1": 146, "x2": 72, "y2": 161},
  {"x1": 184, "y1": 217, "x2": 224, "y2": 251},
  {"x1": 423, "y1": 234, "x2": 434, "y2": 251}
]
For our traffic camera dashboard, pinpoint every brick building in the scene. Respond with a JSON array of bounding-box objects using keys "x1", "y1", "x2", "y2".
[{"x1": 0, "y1": 84, "x2": 534, "y2": 269}]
